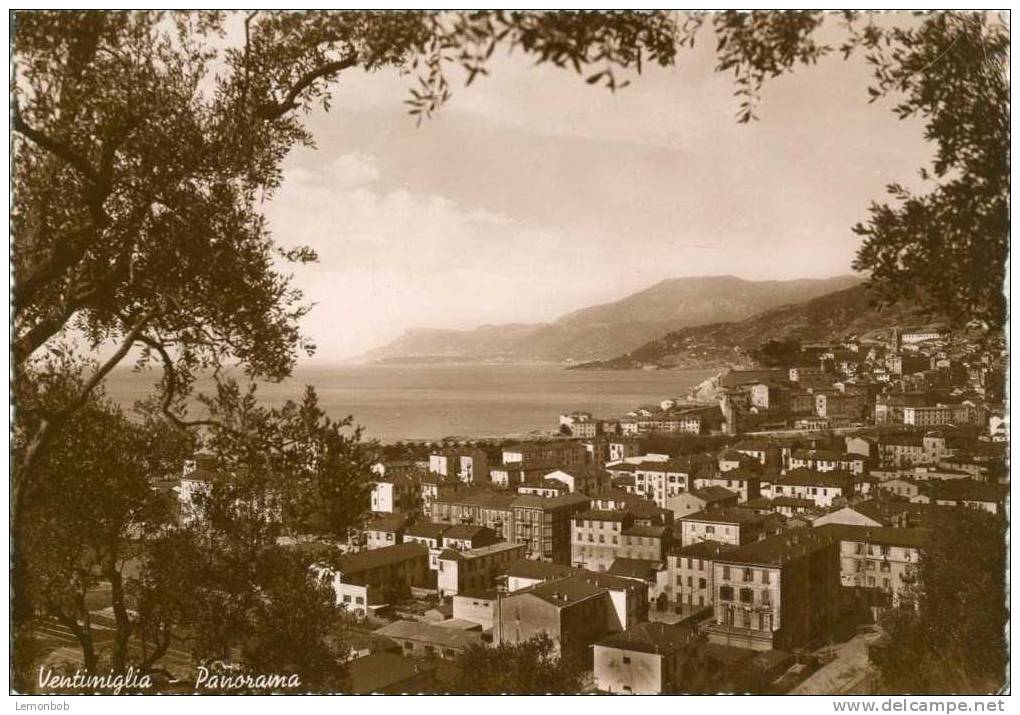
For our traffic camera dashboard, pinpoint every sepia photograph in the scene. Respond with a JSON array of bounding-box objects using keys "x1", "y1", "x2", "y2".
[{"x1": 8, "y1": 8, "x2": 1010, "y2": 701}]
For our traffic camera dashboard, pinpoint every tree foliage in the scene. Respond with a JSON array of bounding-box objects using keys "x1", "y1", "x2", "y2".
[
  {"x1": 437, "y1": 634, "x2": 585, "y2": 694},
  {"x1": 870, "y1": 507, "x2": 1007, "y2": 694},
  {"x1": 849, "y1": 12, "x2": 1009, "y2": 331},
  {"x1": 14, "y1": 360, "x2": 193, "y2": 686}
]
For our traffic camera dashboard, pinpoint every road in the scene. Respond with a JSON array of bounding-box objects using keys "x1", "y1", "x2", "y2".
[{"x1": 788, "y1": 628, "x2": 883, "y2": 695}]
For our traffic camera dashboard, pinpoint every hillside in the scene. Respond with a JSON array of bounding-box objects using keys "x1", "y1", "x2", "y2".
[
  {"x1": 572, "y1": 284, "x2": 944, "y2": 370},
  {"x1": 356, "y1": 275, "x2": 862, "y2": 363}
]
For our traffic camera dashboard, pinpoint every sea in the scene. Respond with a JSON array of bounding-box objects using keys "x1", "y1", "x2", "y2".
[{"x1": 102, "y1": 363, "x2": 719, "y2": 443}]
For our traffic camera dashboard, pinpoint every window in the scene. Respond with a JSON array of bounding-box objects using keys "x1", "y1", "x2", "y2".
[
  {"x1": 622, "y1": 656, "x2": 631, "y2": 665},
  {"x1": 883, "y1": 578, "x2": 891, "y2": 590},
  {"x1": 706, "y1": 525, "x2": 716, "y2": 534},
  {"x1": 599, "y1": 534, "x2": 605, "y2": 544},
  {"x1": 355, "y1": 596, "x2": 364, "y2": 605},
  {"x1": 576, "y1": 532, "x2": 582, "y2": 541},
  {"x1": 686, "y1": 558, "x2": 693, "y2": 569},
  {"x1": 743, "y1": 568, "x2": 753, "y2": 582},
  {"x1": 880, "y1": 561, "x2": 891, "y2": 573},
  {"x1": 881, "y1": 545, "x2": 891, "y2": 556},
  {"x1": 739, "y1": 588, "x2": 754, "y2": 604},
  {"x1": 719, "y1": 586, "x2": 734, "y2": 601},
  {"x1": 854, "y1": 543, "x2": 864, "y2": 555},
  {"x1": 612, "y1": 536, "x2": 618, "y2": 545},
  {"x1": 762, "y1": 570, "x2": 771, "y2": 585},
  {"x1": 722, "y1": 566, "x2": 731, "y2": 580},
  {"x1": 698, "y1": 559, "x2": 704, "y2": 570},
  {"x1": 867, "y1": 576, "x2": 876, "y2": 587},
  {"x1": 698, "y1": 578, "x2": 707, "y2": 589},
  {"x1": 676, "y1": 575, "x2": 683, "y2": 586},
  {"x1": 687, "y1": 576, "x2": 693, "y2": 587}
]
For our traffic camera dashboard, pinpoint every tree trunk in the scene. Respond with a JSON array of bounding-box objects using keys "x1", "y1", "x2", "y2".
[{"x1": 107, "y1": 558, "x2": 133, "y2": 673}]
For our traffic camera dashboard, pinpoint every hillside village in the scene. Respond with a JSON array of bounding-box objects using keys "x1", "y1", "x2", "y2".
[{"x1": 175, "y1": 322, "x2": 1008, "y2": 694}]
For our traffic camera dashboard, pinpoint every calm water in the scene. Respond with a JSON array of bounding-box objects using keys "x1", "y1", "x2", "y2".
[{"x1": 103, "y1": 363, "x2": 718, "y2": 442}]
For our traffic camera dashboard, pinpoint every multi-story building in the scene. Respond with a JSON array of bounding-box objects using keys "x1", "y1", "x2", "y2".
[
  {"x1": 814, "y1": 393, "x2": 867, "y2": 421},
  {"x1": 769, "y1": 469, "x2": 854, "y2": 508},
  {"x1": 677, "y1": 508, "x2": 769, "y2": 548},
  {"x1": 370, "y1": 473, "x2": 420, "y2": 514},
  {"x1": 608, "y1": 438, "x2": 642, "y2": 463},
  {"x1": 665, "y1": 486, "x2": 739, "y2": 519},
  {"x1": 788, "y1": 449, "x2": 866, "y2": 476},
  {"x1": 429, "y1": 447, "x2": 490, "y2": 484},
  {"x1": 501, "y1": 558, "x2": 582, "y2": 592},
  {"x1": 363, "y1": 512, "x2": 411, "y2": 550},
  {"x1": 593, "y1": 622, "x2": 697, "y2": 694},
  {"x1": 912, "y1": 479, "x2": 1007, "y2": 515},
  {"x1": 511, "y1": 493, "x2": 591, "y2": 564},
  {"x1": 706, "y1": 530, "x2": 840, "y2": 651},
  {"x1": 692, "y1": 469, "x2": 761, "y2": 501},
  {"x1": 326, "y1": 542, "x2": 430, "y2": 616},
  {"x1": 814, "y1": 524, "x2": 926, "y2": 608},
  {"x1": 496, "y1": 572, "x2": 648, "y2": 661},
  {"x1": 436, "y1": 542, "x2": 527, "y2": 597},
  {"x1": 403, "y1": 521, "x2": 453, "y2": 571},
  {"x1": 571, "y1": 510, "x2": 670, "y2": 572},
  {"x1": 589, "y1": 489, "x2": 674, "y2": 526},
  {"x1": 502, "y1": 441, "x2": 587, "y2": 469},
  {"x1": 666, "y1": 540, "x2": 736, "y2": 610},
  {"x1": 542, "y1": 467, "x2": 611, "y2": 494},
  {"x1": 633, "y1": 455, "x2": 717, "y2": 509},
  {"x1": 431, "y1": 489, "x2": 516, "y2": 542}
]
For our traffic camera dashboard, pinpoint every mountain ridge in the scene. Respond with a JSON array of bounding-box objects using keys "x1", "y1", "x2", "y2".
[
  {"x1": 355, "y1": 274, "x2": 863, "y2": 364},
  {"x1": 571, "y1": 284, "x2": 945, "y2": 371}
]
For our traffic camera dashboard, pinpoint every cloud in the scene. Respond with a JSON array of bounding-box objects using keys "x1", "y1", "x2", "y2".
[{"x1": 263, "y1": 151, "x2": 597, "y2": 358}]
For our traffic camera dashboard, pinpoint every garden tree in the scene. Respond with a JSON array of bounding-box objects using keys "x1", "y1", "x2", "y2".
[
  {"x1": 144, "y1": 381, "x2": 368, "y2": 686},
  {"x1": 13, "y1": 359, "x2": 193, "y2": 687},
  {"x1": 14, "y1": 364, "x2": 367, "y2": 688},
  {"x1": 437, "y1": 634, "x2": 584, "y2": 694},
  {"x1": 870, "y1": 507, "x2": 1007, "y2": 694}
]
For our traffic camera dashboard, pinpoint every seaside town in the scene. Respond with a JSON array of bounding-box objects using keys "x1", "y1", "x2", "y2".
[
  {"x1": 168, "y1": 323, "x2": 1005, "y2": 693},
  {"x1": 12, "y1": 9, "x2": 1008, "y2": 701}
]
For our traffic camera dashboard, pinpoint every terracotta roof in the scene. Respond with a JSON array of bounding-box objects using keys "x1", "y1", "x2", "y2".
[
  {"x1": 405, "y1": 521, "x2": 451, "y2": 540},
  {"x1": 337, "y1": 542, "x2": 429, "y2": 576},
  {"x1": 374, "y1": 620, "x2": 482, "y2": 651},
  {"x1": 776, "y1": 469, "x2": 854, "y2": 489},
  {"x1": 714, "y1": 529, "x2": 835, "y2": 567},
  {"x1": 671, "y1": 540, "x2": 737, "y2": 560},
  {"x1": 681, "y1": 507, "x2": 764, "y2": 526},
  {"x1": 501, "y1": 559, "x2": 582, "y2": 582},
  {"x1": 595, "y1": 622, "x2": 695, "y2": 655},
  {"x1": 511, "y1": 493, "x2": 591, "y2": 510},
  {"x1": 607, "y1": 558, "x2": 665, "y2": 581},
  {"x1": 814, "y1": 524, "x2": 929, "y2": 549},
  {"x1": 346, "y1": 652, "x2": 436, "y2": 695}
]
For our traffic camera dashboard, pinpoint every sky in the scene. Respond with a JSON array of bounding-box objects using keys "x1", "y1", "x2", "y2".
[{"x1": 258, "y1": 13, "x2": 934, "y2": 361}]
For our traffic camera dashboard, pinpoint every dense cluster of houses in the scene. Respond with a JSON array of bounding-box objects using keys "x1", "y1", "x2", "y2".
[
  {"x1": 559, "y1": 326, "x2": 1006, "y2": 438},
  {"x1": 172, "y1": 326, "x2": 1006, "y2": 694}
]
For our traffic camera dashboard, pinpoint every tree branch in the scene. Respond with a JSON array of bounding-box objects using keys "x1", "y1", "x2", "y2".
[
  {"x1": 258, "y1": 55, "x2": 359, "y2": 120},
  {"x1": 12, "y1": 103, "x2": 99, "y2": 184},
  {"x1": 136, "y1": 333, "x2": 228, "y2": 432}
]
